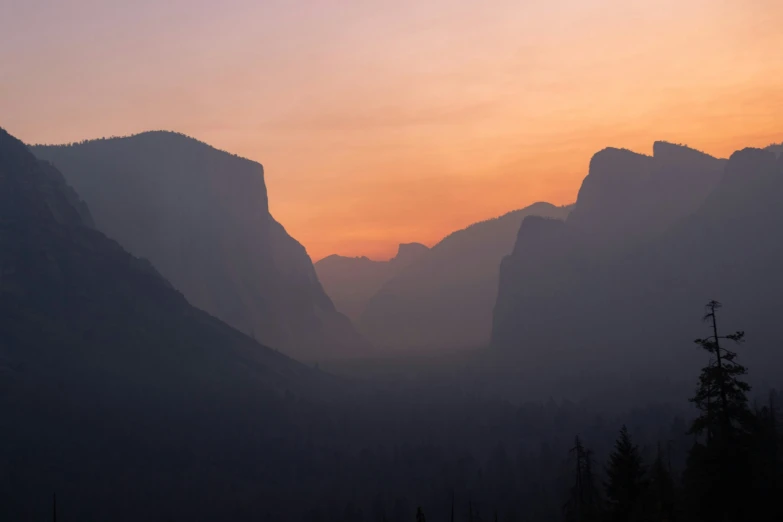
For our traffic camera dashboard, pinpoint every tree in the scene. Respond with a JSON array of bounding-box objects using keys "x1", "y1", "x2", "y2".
[
  {"x1": 744, "y1": 392, "x2": 783, "y2": 521},
  {"x1": 604, "y1": 426, "x2": 647, "y2": 522},
  {"x1": 684, "y1": 300, "x2": 755, "y2": 521},
  {"x1": 689, "y1": 300, "x2": 752, "y2": 441},
  {"x1": 648, "y1": 442, "x2": 676, "y2": 521},
  {"x1": 416, "y1": 506, "x2": 426, "y2": 522},
  {"x1": 564, "y1": 436, "x2": 601, "y2": 522}
]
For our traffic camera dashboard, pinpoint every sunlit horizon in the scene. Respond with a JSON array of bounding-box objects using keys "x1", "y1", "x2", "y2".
[{"x1": 3, "y1": 0, "x2": 782, "y2": 261}]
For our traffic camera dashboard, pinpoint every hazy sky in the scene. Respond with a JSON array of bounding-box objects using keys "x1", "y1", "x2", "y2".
[{"x1": 2, "y1": 0, "x2": 782, "y2": 260}]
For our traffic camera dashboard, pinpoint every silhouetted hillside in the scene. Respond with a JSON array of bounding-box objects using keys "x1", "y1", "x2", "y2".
[
  {"x1": 0, "y1": 127, "x2": 347, "y2": 520},
  {"x1": 767, "y1": 142, "x2": 782, "y2": 157},
  {"x1": 492, "y1": 142, "x2": 783, "y2": 384},
  {"x1": 567, "y1": 141, "x2": 725, "y2": 245},
  {"x1": 32, "y1": 132, "x2": 365, "y2": 360},
  {"x1": 315, "y1": 242, "x2": 428, "y2": 321},
  {"x1": 359, "y1": 202, "x2": 572, "y2": 351}
]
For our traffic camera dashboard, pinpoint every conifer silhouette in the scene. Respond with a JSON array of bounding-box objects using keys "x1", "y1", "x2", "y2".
[{"x1": 604, "y1": 426, "x2": 647, "y2": 522}]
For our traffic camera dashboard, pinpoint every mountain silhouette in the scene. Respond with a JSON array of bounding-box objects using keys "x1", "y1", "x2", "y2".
[
  {"x1": 357, "y1": 202, "x2": 572, "y2": 351},
  {"x1": 492, "y1": 142, "x2": 783, "y2": 384},
  {"x1": 32, "y1": 132, "x2": 366, "y2": 360},
  {"x1": 315, "y1": 242, "x2": 429, "y2": 321},
  {"x1": 566, "y1": 141, "x2": 725, "y2": 245},
  {"x1": 0, "y1": 126, "x2": 345, "y2": 519}
]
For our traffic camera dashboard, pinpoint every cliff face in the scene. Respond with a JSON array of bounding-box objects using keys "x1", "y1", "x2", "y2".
[
  {"x1": 315, "y1": 242, "x2": 429, "y2": 322},
  {"x1": 32, "y1": 132, "x2": 365, "y2": 360},
  {"x1": 1, "y1": 126, "x2": 320, "y2": 393},
  {"x1": 1, "y1": 126, "x2": 344, "y2": 521},
  {"x1": 491, "y1": 143, "x2": 783, "y2": 383},
  {"x1": 357, "y1": 202, "x2": 572, "y2": 351},
  {"x1": 567, "y1": 142, "x2": 724, "y2": 244}
]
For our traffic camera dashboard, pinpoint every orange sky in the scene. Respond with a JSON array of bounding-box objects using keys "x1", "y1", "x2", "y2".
[{"x1": 2, "y1": 0, "x2": 782, "y2": 261}]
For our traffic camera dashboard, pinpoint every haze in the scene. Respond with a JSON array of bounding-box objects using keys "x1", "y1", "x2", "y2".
[
  {"x1": 4, "y1": 1, "x2": 783, "y2": 520},
  {"x1": 3, "y1": 0, "x2": 783, "y2": 260}
]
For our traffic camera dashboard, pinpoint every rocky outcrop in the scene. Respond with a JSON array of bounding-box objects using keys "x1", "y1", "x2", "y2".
[
  {"x1": 567, "y1": 142, "x2": 724, "y2": 244},
  {"x1": 32, "y1": 132, "x2": 366, "y2": 360}
]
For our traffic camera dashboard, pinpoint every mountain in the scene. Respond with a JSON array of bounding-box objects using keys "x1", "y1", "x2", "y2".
[
  {"x1": 357, "y1": 202, "x2": 572, "y2": 351},
  {"x1": 566, "y1": 141, "x2": 725, "y2": 245},
  {"x1": 767, "y1": 142, "x2": 782, "y2": 157},
  {"x1": 0, "y1": 126, "x2": 347, "y2": 520},
  {"x1": 32, "y1": 132, "x2": 365, "y2": 360},
  {"x1": 492, "y1": 142, "x2": 783, "y2": 385},
  {"x1": 315, "y1": 242, "x2": 428, "y2": 321}
]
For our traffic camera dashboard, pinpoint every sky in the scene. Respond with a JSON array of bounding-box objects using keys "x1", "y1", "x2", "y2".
[{"x1": 2, "y1": 0, "x2": 782, "y2": 261}]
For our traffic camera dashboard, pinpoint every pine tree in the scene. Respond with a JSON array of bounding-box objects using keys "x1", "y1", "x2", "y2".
[
  {"x1": 604, "y1": 426, "x2": 647, "y2": 522},
  {"x1": 581, "y1": 448, "x2": 600, "y2": 519},
  {"x1": 684, "y1": 300, "x2": 755, "y2": 521},
  {"x1": 564, "y1": 436, "x2": 601, "y2": 522},
  {"x1": 689, "y1": 300, "x2": 753, "y2": 441},
  {"x1": 648, "y1": 442, "x2": 676, "y2": 521}
]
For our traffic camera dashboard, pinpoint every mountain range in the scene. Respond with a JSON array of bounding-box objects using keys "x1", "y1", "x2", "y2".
[
  {"x1": 4, "y1": 120, "x2": 783, "y2": 519},
  {"x1": 321, "y1": 202, "x2": 572, "y2": 352},
  {"x1": 315, "y1": 242, "x2": 429, "y2": 322},
  {"x1": 32, "y1": 132, "x2": 365, "y2": 360}
]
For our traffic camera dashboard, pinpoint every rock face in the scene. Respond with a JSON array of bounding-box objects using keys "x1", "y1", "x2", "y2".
[
  {"x1": 358, "y1": 202, "x2": 572, "y2": 351},
  {"x1": 32, "y1": 132, "x2": 365, "y2": 360},
  {"x1": 492, "y1": 143, "x2": 783, "y2": 384},
  {"x1": 315, "y1": 242, "x2": 429, "y2": 322},
  {"x1": 0, "y1": 126, "x2": 339, "y2": 519},
  {"x1": 567, "y1": 142, "x2": 724, "y2": 244}
]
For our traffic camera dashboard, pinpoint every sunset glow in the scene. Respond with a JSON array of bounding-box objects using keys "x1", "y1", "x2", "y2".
[{"x1": 3, "y1": 0, "x2": 782, "y2": 261}]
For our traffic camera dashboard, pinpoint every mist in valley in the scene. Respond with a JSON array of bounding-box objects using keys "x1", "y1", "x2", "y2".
[{"x1": 2, "y1": 1, "x2": 783, "y2": 521}]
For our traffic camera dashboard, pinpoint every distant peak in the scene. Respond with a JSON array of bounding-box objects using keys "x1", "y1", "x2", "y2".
[
  {"x1": 30, "y1": 130, "x2": 259, "y2": 168},
  {"x1": 588, "y1": 146, "x2": 652, "y2": 173},
  {"x1": 586, "y1": 147, "x2": 653, "y2": 178},
  {"x1": 594, "y1": 146, "x2": 650, "y2": 159},
  {"x1": 314, "y1": 253, "x2": 376, "y2": 269},
  {"x1": 391, "y1": 242, "x2": 429, "y2": 264},
  {"x1": 766, "y1": 142, "x2": 782, "y2": 158},
  {"x1": 524, "y1": 201, "x2": 557, "y2": 212},
  {"x1": 652, "y1": 141, "x2": 719, "y2": 162},
  {"x1": 726, "y1": 147, "x2": 777, "y2": 173}
]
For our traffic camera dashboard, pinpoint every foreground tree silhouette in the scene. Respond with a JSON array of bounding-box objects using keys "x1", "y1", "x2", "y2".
[
  {"x1": 745, "y1": 392, "x2": 783, "y2": 522},
  {"x1": 647, "y1": 443, "x2": 676, "y2": 521},
  {"x1": 564, "y1": 436, "x2": 601, "y2": 522},
  {"x1": 685, "y1": 300, "x2": 754, "y2": 521},
  {"x1": 689, "y1": 300, "x2": 752, "y2": 441},
  {"x1": 604, "y1": 426, "x2": 647, "y2": 522}
]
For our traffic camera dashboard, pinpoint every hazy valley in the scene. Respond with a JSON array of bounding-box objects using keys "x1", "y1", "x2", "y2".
[{"x1": 2, "y1": 124, "x2": 782, "y2": 521}]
